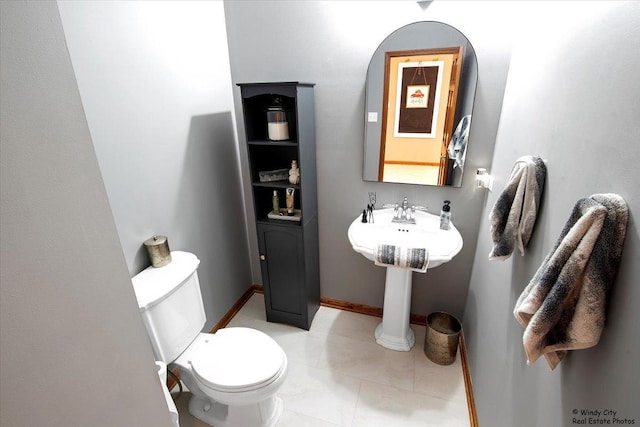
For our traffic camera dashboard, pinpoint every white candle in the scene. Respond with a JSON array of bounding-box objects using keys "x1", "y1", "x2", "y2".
[{"x1": 268, "y1": 122, "x2": 289, "y2": 141}]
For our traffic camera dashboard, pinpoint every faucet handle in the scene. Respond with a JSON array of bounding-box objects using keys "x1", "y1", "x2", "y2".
[{"x1": 409, "y1": 206, "x2": 415, "y2": 220}]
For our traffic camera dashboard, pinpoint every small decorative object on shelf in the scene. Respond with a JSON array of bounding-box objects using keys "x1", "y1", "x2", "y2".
[
  {"x1": 266, "y1": 97, "x2": 289, "y2": 141},
  {"x1": 259, "y1": 168, "x2": 289, "y2": 182},
  {"x1": 271, "y1": 190, "x2": 280, "y2": 215},
  {"x1": 289, "y1": 160, "x2": 300, "y2": 184},
  {"x1": 285, "y1": 187, "x2": 295, "y2": 215},
  {"x1": 268, "y1": 208, "x2": 302, "y2": 222}
]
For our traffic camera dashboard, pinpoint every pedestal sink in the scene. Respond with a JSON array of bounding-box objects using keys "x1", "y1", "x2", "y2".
[{"x1": 347, "y1": 207, "x2": 463, "y2": 351}]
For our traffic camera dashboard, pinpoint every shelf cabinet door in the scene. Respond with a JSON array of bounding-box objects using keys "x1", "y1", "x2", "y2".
[{"x1": 257, "y1": 223, "x2": 308, "y2": 327}]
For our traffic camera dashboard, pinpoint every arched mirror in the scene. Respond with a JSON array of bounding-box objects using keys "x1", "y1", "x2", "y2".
[{"x1": 363, "y1": 21, "x2": 478, "y2": 187}]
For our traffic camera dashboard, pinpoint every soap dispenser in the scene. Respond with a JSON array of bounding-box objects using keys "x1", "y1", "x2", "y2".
[{"x1": 440, "y1": 200, "x2": 451, "y2": 230}]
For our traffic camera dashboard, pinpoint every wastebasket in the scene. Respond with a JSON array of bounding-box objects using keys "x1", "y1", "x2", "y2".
[{"x1": 424, "y1": 312, "x2": 462, "y2": 365}]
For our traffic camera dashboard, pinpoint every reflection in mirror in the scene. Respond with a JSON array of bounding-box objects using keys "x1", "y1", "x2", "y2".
[{"x1": 364, "y1": 22, "x2": 477, "y2": 187}]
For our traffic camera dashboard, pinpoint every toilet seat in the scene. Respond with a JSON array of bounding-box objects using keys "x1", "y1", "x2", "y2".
[{"x1": 190, "y1": 327, "x2": 285, "y2": 393}]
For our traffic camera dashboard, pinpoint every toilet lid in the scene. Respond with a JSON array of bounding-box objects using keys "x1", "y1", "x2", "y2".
[{"x1": 190, "y1": 327, "x2": 285, "y2": 392}]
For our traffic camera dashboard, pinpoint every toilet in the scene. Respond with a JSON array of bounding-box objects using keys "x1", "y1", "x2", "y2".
[{"x1": 131, "y1": 251, "x2": 287, "y2": 427}]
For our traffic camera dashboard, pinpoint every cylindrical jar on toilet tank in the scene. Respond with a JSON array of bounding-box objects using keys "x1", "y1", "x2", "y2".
[{"x1": 144, "y1": 235, "x2": 172, "y2": 268}]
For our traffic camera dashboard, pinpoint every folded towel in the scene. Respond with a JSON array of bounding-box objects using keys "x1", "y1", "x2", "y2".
[
  {"x1": 447, "y1": 115, "x2": 471, "y2": 170},
  {"x1": 375, "y1": 244, "x2": 429, "y2": 272},
  {"x1": 489, "y1": 155, "x2": 546, "y2": 260},
  {"x1": 513, "y1": 194, "x2": 628, "y2": 370}
]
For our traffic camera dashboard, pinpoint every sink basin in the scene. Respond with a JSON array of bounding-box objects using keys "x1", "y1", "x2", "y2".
[
  {"x1": 348, "y1": 208, "x2": 463, "y2": 269},
  {"x1": 347, "y1": 207, "x2": 463, "y2": 351}
]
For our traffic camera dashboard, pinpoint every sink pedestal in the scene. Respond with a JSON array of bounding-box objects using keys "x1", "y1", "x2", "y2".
[{"x1": 374, "y1": 267, "x2": 415, "y2": 351}]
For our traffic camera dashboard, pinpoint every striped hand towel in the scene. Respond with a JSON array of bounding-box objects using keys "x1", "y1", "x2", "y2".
[{"x1": 375, "y1": 244, "x2": 429, "y2": 273}]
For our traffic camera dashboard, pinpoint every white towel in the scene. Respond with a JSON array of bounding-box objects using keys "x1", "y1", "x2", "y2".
[
  {"x1": 375, "y1": 244, "x2": 429, "y2": 272},
  {"x1": 489, "y1": 155, "x2": 546, "y2": 260},
  {"x1": 513, "y1": 194, "x2": 628, "y2": 370}
]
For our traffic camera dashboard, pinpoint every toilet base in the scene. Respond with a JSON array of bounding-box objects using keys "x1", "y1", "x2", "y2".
[{"x1": 188, "y1": 394, "x2": 283, "y2": 427}]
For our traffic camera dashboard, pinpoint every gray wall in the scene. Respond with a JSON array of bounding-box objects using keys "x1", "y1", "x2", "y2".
[
  {"x1": 464, "y1": 2, "x2": 640, "y2": 425},
  {"x1": 224, "y1": 0, "x2": 514, "y2": 319},
  {"x1": 0, "y1": 2, "x2": 173, "y2": 426},
  {"x1": 57, "y1": 1, "x2": 251, "y2": 331}
]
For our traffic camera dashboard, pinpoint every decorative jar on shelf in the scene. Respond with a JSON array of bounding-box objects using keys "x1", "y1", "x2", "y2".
[{"x1": 266, "y1": 98, "x2": 289, "y2": 141}]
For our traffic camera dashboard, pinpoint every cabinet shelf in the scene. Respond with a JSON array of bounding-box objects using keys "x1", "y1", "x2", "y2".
[
  {"x1": 252, "y1": 182, "x2": 300, "y2": 189},
  {"x1": 256, "y1": 216, "x2": 304, "y2": 226},
  {"x1": 248, "y1": 140, "x2": 298, "y2": 147}
]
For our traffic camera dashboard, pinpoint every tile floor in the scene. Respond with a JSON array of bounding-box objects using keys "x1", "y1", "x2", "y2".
[{"x1": 173, "y1": 293, "x2": 470, "y2": 427}]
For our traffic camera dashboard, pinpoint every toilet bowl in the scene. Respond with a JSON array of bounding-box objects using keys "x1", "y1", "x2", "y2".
[
  {"x1": 131, "y1": 251, "x2": 288, "y2": 427},
  {"x1": 172, "y1": 330, "x2": 287, "y2": 427}
]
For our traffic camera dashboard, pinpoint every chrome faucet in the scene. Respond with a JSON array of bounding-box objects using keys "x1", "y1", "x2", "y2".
[
  {"x1": 381, "y1": 197, "x2": 429, "y2": 224},
  {"x1": 399, "y1": 197, "x2": 410, "y2": 222}
]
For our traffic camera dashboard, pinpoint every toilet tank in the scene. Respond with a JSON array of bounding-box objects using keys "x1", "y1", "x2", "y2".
[{"x1": 131, "y1": 251, "x2": 206, "y2": 363}]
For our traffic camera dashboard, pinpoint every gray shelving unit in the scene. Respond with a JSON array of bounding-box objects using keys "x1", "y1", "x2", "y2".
[{"x1": 237, "y1": 82, "x2": 320, "y2": 330}]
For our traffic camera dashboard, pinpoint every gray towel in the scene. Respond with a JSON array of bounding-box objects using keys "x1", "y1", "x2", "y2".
[
  {"x1": 375, "y1": 244, "x2": 429, "y2": 272},
  {"x1": 514, "y1": 194, "x2": 628, "y2": 370},
  {"x1": 489, "y1": 155, "x2": 546, "y2": 260}
]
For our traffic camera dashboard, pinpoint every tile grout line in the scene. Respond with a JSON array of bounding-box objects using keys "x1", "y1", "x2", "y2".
[{"x1": 349, "y1": 379, "x2": 364, "y2": 427}]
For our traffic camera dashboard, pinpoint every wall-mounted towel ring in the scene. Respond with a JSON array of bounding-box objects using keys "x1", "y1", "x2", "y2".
[{"x1": 476, "y1": 168, "x2": 494, "y2": 190}]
